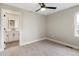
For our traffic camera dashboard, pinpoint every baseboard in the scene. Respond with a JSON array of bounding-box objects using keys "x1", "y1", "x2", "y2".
[
  {"x1": 20, "y1": 37, "x2": 46, "y2": 46},
  {"x1": 46, "y1": 37, "x2": 79, "y2": 50}
]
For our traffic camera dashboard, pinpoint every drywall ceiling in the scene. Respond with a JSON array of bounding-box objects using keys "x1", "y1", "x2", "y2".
[{"x1": 6, "y1": 3, "x2": 79, "y2": 15}]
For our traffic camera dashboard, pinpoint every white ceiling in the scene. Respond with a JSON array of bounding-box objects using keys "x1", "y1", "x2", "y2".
[{"x1": 6, "y1": 3, "x2": 79, "y2": 15}]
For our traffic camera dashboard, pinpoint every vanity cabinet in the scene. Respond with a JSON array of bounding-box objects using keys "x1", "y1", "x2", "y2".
[{"x1": 6, "y1": 31, "x2": 19, "y2": 42}]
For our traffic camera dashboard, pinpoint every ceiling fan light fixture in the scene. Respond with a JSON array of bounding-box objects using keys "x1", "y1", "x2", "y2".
[
  {"x1": 40, "y1": 8, "x2": 46, "y2": 11},
  {"x1": 35, "y1": 3, "x2": 56, "y2": 12}
]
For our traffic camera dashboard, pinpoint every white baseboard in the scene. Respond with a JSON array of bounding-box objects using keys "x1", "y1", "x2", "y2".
[
  {"x1": 20, "y1": 37, "x2": 46, "y2": 46},
  {"x1": 46, "y1": 37, "x2": 79, "y2": 50}
]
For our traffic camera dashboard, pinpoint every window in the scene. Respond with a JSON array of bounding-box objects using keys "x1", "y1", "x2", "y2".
[{"x1": 75, "y1": 13, "x2": 79, "y2": 37}]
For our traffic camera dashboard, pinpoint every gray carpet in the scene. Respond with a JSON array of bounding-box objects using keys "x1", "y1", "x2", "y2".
[{"x1": 0, "y1": 40, "x2": 79, "y2": 56}]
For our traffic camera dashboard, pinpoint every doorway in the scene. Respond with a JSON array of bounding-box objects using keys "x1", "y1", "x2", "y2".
[{"x1": 1, "y1": 9, "x2": 21, "y2": 49}]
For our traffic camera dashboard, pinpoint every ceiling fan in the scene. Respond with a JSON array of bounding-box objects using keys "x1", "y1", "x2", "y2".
[{"x1": 35, "y1": 3, "x2": 57, "y2": 12}]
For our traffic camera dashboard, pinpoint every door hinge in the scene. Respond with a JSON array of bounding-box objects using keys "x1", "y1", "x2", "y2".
[{"x1": 4, "y1": 14, "x2": 6, "y2": 17}]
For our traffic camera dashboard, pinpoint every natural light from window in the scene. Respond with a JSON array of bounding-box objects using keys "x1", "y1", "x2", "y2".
[{"x1": 75, "y1": 13, "x2": 79, "y2": 37}]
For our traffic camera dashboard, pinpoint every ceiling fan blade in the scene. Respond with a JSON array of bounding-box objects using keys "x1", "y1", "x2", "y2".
[
  {"x1": 39, "y1": 3, "x2": 45, "y2": 7},
  {"x1": 45, "y1": 7, "x2": 56, "y2": 9},
  {"x1": 35, "y1": 8, "x2": 41, "y2": 12},
  {"x1": 42, "y1": 3, "x2": 45, "y2": 7}
]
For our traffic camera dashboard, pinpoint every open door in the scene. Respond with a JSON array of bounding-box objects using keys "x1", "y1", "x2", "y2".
[{"x1": 1, "y1": 9, "x2": 21, "y2": 50}]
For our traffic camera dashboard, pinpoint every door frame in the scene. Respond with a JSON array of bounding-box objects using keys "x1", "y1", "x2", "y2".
[{"x1": 1, "y1": 9, "x2": 21, "y2": 50}]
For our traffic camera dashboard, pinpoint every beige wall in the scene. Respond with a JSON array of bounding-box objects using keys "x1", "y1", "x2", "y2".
[
  {"x1": 0, "y1": 4, "x2": 46, "y2": 50},
  {"x1": 47, "y1": 5, "x2": 79, "y2": 47},
  {"x1": 20, "y1": 11, "x2": 45, "y2": 45},
  {"x1": 0, "y1": 8, "x2": 1, "y2": 49}
]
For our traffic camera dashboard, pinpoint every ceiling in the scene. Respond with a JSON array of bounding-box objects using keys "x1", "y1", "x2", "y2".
[{"x1": 6, "y1": 3, "x2": 79, "y2": 15}]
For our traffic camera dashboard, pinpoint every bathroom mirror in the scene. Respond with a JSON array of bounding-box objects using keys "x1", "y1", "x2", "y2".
[{"x1": 8, "y1": 20, "x2": 15, "y2": 28}]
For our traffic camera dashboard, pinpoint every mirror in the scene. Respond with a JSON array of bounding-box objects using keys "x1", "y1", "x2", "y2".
[{"x1": 8, "y1": 20, "x2": 15, "y2": 28}]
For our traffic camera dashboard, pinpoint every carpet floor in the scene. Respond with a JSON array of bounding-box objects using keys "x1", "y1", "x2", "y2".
[{"x1": 0, "y1": 40, "x2": 79, "y2": 56}]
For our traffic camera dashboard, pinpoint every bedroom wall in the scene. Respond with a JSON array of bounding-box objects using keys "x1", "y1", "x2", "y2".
[
  {"x1": 0, "y1": 8, "x2": 2, "y2": 50},
  {"x1": 47, "y1": 5, "x2": 79, "y2": 48},
  {"x1": 0, "y1": 3, "x2": 46, "y2": 50},
  {"x1": 20, "y1": 10, "x2": 45, "y2": 45}
]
